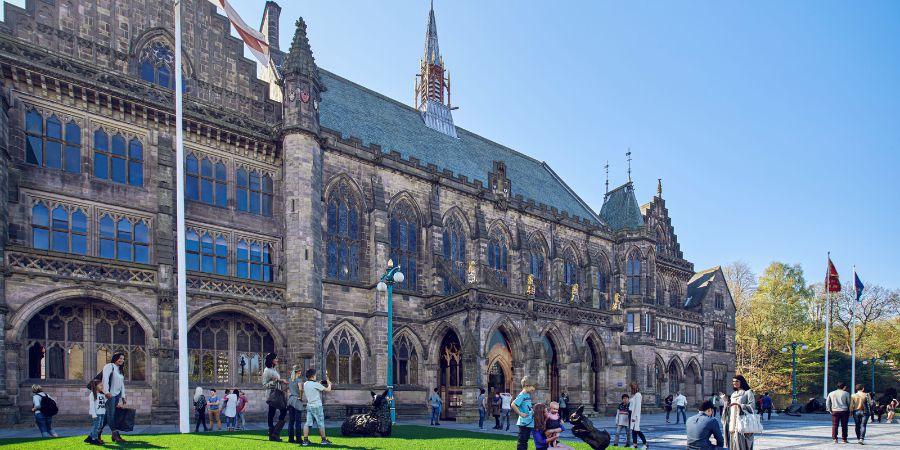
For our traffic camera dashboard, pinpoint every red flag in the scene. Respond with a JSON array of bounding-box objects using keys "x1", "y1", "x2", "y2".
[
  {"x1": 209, "y1": 0, "x2": 270, "y2": 68},
  {"x1": 826, "y1": 257, "x2": 841, "y2": 293}
]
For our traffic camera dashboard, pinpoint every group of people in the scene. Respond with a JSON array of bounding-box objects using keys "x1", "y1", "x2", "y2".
[
  {"x1": 474, "y1": 388, "x2": 515, "y2": 431},
  {"x1": 825, "y1": 382, "x2": 898, "y2": 445},
  {"x1": 508, "y1": 377, "x2": 578, "y2": 450},
  {"x1": 193, "y1": 387, "x2": 248, "y2": 432}
]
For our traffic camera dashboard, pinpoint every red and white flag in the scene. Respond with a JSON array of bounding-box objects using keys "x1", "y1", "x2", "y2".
[{"x1": 208, "y1": 0, "x2": 270, "y2": 68}]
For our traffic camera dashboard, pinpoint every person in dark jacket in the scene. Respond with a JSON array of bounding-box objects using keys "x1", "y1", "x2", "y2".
[
  {"x1": 664, "y1": 394, "x2": 674, "y2": 423},
  {"x1": 760, "y1": 392, "x2": 773, "y2": 420},
  {"x1": 686, "y1": 401, "x2": 724, "y2": 449}
]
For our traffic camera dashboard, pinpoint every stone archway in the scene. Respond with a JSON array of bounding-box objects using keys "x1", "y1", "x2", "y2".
[
  {"x1": 668, "y1": 359, "x2": 683, "y2": 396},
  {"x1": 486, "y1": 328, "x2": 513, "y2": 396},
  {"x1": 437, "y1": 330, "x2": 463, "y2": 420},
  {"x1": 586, "y1": 337, "x2": 605, "y2": 411},
  {"x1": 685, "y1": 360, "x2": 702, "y2": 407},
  {"x1": 541, "y1": 334, "x2": 560, "y2": 402}
]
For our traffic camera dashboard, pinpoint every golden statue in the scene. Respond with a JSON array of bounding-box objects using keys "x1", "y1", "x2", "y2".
[
  {"x1": 570, "y1": 283, "x2": 579, "y2": 304},
  {"x1": 612, "y1": 292, "x2": 622, "y2": 311},
  {"x1": 466, "y1": 260, "x2": 477, "y2": 284},
  {"x1": 525, "y1": 274, "x2": 535, "y2": 297}
]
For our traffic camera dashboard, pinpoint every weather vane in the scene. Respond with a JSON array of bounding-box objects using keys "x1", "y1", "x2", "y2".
[
  {"x1": 626, "y1": 149, "x2": 632, "y2": 182},
  {"x1": 604, "y1": 160, "x2": 609, "y2": 195}
]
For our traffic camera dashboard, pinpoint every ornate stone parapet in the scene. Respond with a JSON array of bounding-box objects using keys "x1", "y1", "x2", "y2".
[
  {"x1": 6, "y1": 248, "x2": 156, "y2": 287},
  {"x1": 187, "y1": 273, "x2": 285, "y2": 304}
]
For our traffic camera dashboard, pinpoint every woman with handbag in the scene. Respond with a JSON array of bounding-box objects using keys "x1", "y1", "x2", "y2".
[
  {"x1": 262, "y1": 353, "x2": 289, "y2": 441},
  {"x1": 723, "y1": 374, "x2": 759, "y2": 450}
]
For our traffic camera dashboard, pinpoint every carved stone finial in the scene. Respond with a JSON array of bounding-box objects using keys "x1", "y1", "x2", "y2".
[{"x1": 657, "y1": 178, "x2": 662, "y2": 197}]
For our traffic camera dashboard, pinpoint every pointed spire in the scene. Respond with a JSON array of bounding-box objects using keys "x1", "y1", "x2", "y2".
[
  {"x1": 424, "y1": 0, "x2": 441, "y2": 66},
  {"x1": 283, "y1": 18, "x2": 318, "y2": 79},
  {"x1": 414, "y1": 1, "x2": 457, "y2": 138}
]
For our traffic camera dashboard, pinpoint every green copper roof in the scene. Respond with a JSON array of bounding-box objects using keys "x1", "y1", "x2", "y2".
[
  {"x1": 317, "y1": 70, "x2": 600, "y2": 224},
  {"x1": 598, "y1": 182, "x2": 644, "y2": 231}
]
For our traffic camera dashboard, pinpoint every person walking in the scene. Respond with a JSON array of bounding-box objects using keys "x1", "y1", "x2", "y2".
[
  {"x1": 722, "y1": 375, "x2": 755, "y2": 450},
  {"x1": 428, "y1": 387, "x2": 443, "y2": 426},
  {"x1": 827, "y1": 382, "x2": 851, "y2": 444},
  {"x1": 675, "y1": 391, "x2": 688, "y2": 424},
  {"x1": 86, "y1": 380, "x2": 107, "y2": 445},
  {"x1": 235, "y1": 390, "x2": 247, "y2": 431},
  {"x1": 614, "y1": 394, "x2": 632, "y2": 448},
  {"x1": 686, "y1": 400, "x2": 724, "y2": 450},
  {"x1": 500, "y1": 390, "x2": 513, "y2": 431},
  {"x1": 31, "y1": 384, "x2": 58, "y2": 438},
  {"x1": 301, "y1": 368, "x2": 333, "y2": 446},
  {"x1": 491, "y1": 390, "x2": 502, "y2": 429},
  {"x1": 223, "y1": 388, "x2": 238, "y2": 432},
  {"x1": 262, "y1": 353, "x2": 289, "y2": 441},
  {"x1": 850, "y1": 384, "x2": 870, "y2": 444},
  {"x1": 664, "y1": 394, "x2": 673, "y2": 423},
  {"x1": 207, "y1": 389, "x2": 222, "y2": 431},
  {"x1": 511, "y1": 377, "x2": 536, "y2": 450},
  {"x1": 710, "y1": 393, "x2": 721, "y2": 418},
  {"x1": 760, "y1": 392, "x2": 773, "y2": 420},
  {"x1": 477, "y1": 388, "x2": 487, "y2": 429},
  {"x1": 718, "y1": 392, "x2": 727, "y2": 418},
  {"x1": 559, "y1": 392, "x2": 569, "y2": 421},
  {"x1": 100, "y1": 352, "x2": 128, "y2": 443},
  {"x1": 628, "y1": 382, "x2": 648, "y2": 449},
  {"x1": 287, "y1": 365, "x2": 304, "y2": 443},
  {"x1": 193, "y1": 386, "x2": 208, "y2": 433}
]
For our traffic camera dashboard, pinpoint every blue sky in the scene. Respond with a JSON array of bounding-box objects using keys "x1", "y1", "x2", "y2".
[{"x1": 5, "y1": 1, "x2": 898, "y2": 288}]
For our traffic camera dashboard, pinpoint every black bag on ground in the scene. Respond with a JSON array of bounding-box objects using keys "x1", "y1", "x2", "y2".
[
  {"x1": 38, "y1": 393, "x2": 59, "y2": 417},
  {"x1": 114, "y1": 407, "x2": 136, "y2": 432},
  {"x1": 266, "y1": 388, "x2": 287, "y2": 410}
]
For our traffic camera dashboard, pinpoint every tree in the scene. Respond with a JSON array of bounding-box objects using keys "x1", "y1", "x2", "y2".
[
  {"x1": 723, "y1": 261, "x2": 756, "y2": 317},
  {"x1": 832, "y1": 284, "x2": 900, "y2": 354}
]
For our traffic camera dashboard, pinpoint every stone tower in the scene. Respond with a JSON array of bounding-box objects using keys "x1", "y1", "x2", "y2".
[{"x1": 281, "y1": 18, "x2": 326, "y2": 368}]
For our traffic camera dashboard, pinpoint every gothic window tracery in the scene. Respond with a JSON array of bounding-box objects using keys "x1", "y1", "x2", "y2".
[
  {"x1": 25, "y1": 109, "x2": 81, "y2": 172},
  {"x1": 98, "y1": 214, "x2": 150, "y2": 264},
  {"x1": 186, "y1": 154, "x2": 227, "y2": 208},
  {"x1": 236, "y1": 167, "x2": 273, "y2": 216},
  {"x1": 188, "y1": 313, "x2": 275, "y2": 385},
  {"x1": 139, "y1": 41, "x2": 175, "y2": 89},
  {"x1": 669, "y1": 281, "x2": 681, "y2": 308},
  {"x1": 325, "y1": 328, "x2": 363, "y2": 385},
  {"x1": 389, "y1": 202, "x2": 418, "y2": 291},
  {"x1": 186, "y1": 229, "x2": 228, "y2": 276},
  {"x1": 325, "y1": 182, "x2": 361, "y2": 281},
  {"x1": 525, "y1": 237, "x2": 547, "y2": 297},
  {"x1": 93, "y1": 129, "x2": 143, "y2": 187},
  {"x1": 393, "y1": 334, "x2": 418, "y2": 386},
  {"x1": 563, "y1": 249, "x2": 579, "y2": 286},
  {"x1": 32, "y1": 202, "x2": 88, "y2": 255},
  {"x1": 26, "y1": 301, "x2": 146, "y2": 382},
  {"x1": 236, "y1": 239, "x2": 274, "y2": 282},
  {"x1": 442, "y1": 215, "x2": 466, "y2": 294},
  {"x1": 626, "y1": 252, "x2": 642, "y2": 295},
  {"x1": 487, "y1": 230, "x2": 509, "y2": 288}
]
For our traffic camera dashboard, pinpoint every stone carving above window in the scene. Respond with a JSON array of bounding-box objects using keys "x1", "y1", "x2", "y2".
[
  {"x1": 7, "y1": 250, "x2": 156, "y2": 286},
  {"x1": 187, "y1": 274, "x2": 285, "y2": 303}
]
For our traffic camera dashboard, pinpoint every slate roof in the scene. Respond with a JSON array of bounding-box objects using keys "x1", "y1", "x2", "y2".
[
  {"x1": 598, "y1": 182, "x2": 644, "y2": 231},
  {"x1": 685, "y1": 266, "x2": 721, "y2": 308},
  {"x1": 317, "y1": 69, "x2": 601, "y2": 224}
]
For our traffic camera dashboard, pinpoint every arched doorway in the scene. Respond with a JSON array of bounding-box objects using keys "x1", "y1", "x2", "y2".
[
  {"x1": 542, "y1": 335, "x2": 559, "y2": 402},
  {"x1": 668, "y1": 360, "x2": 682, "y2": 397},
  {"x1": 586, "y1": 338, "x2": 604, "y2": 411},
  {"x1": 486, "y1": 329, "x2": 513, "y2": 395},
  {"x1": 685, "y1": 361, "x2": 701, "y2": 406},
  {"x1": 438, "y1": 330, "x2": 463, "y2": 420},
  {"x1": 655, "y1": 360, "x2": 666, "y2": 406}
]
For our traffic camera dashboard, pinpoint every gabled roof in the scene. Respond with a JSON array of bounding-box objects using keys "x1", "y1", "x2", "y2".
[
  {"x1": 317, "y1": 70, "x2": 601, "y2": 224},
  {"x1": 599, "y1": 182, "x2": 644, "y2": 231},
  {"x1": 685, "y1": 266, "x2": 721, "y2": 308}
]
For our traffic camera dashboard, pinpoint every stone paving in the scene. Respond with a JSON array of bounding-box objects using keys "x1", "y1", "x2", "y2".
[{"x1": 0, "y1": 411, "x2": 895, "y2": 449}]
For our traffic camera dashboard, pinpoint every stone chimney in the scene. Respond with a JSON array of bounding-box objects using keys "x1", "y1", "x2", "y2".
[{"x1": 260, "y1": 1, "x2": 282, "y2": 51}]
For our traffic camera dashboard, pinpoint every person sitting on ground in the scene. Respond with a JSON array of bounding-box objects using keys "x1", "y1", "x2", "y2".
[
  {"x1": 686, "y1": 400, "x2": 724, "y2": 450},
  {"x1": 301, "y1": 368, "x2": 333, "y2": 447}
]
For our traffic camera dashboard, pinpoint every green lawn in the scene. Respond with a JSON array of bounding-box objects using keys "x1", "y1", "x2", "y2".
[{"x1": 0, "y1": 425, "x2": 629, "y2": 449}]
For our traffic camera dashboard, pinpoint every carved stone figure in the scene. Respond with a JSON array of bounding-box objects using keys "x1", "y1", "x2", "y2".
[{"x1": 340, "y1": 390, "x2": 392, "y2": 437}]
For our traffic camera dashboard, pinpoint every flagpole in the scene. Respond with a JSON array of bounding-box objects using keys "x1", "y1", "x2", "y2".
[
  {"x1": 850, "y1": 266, "x2": 857, "y2": 392},
  {"x1": 174, "y1": 0, "x2": 190, "y2": 434},
  {"x1": 823, "y1": 253, "x2": 831, "y2": 400}
]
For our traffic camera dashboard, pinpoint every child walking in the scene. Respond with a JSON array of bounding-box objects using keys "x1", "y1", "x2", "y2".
[
  {"x1": 86, "y1": 380, "x2": 107, "y2": 445},
  {"x1": 614, "y1": 394, "x2": 631, "y2": 447}
]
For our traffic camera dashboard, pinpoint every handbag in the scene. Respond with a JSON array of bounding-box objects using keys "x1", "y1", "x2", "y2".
[
  {"x1": 114, "y1": 405, "x2": 136, "y2": 432},
  {"x1": 735, "y1": 407, "x2": 764, "y2": 434},
  {"x1": 266, "y1": 388, "x2": 287, "y2": 410}
]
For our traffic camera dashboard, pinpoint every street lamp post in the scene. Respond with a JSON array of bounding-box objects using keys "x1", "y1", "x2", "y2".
[
  {"x1": 861, "y1": 357, "x2": 885, "y2": 396},
  {"x1": 377, "y1": 259, "x2": 404, "y2": 425},
  {"x1": 780, "y1": 341, "x2": 808, "y2": 405}
]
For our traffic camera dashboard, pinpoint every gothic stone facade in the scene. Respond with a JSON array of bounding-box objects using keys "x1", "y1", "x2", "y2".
[{"x1": 0, "y1": 0, "x2": 735, "y2": 424}]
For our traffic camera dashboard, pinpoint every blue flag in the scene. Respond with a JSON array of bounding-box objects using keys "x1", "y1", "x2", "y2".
[{"x1": 854, "y1": 272, "x2": 864, "y2": 302}]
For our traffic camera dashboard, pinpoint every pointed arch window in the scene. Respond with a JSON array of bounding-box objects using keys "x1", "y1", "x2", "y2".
[
  {"x1": 139, "y1": 41, "x2": 175, "y2": 89},
  {"x1": 325, "y1": 329, "x2": 363, "y2": 385},
  {"x1": 563, "y1": 251, "x2": 579, "y2": 286},
  {"x1": 326, "y1": 182, "x2": 361, "y2": 281},
  {"x1": 389, "y1": 202, "x2": 418, "y2": 291},
  {"x1": 93, "y1": 130, "x2": 143, "y2": 187},
  {"x1": 487, "y1": 231, "x2": 509, "y2": 288},
  {"x1": 526, "y1": 239, "x2": 547, "y2": 297},
  {"x1": 442, "y1": 216, "x2": 466, "y2": 294},
  {"x1": 655, "y1": 227, "x2": 667, "y2": 256},
  {"x1": 98, "y1": 215, "x2": 150, "y2": 263},
  {"x1": 237, "y1": 239, "x2": 275, "y2": 282},
  {"x1": 626, "y1": 253, "x2": 642, "y2": 295},
  {"x1": 24, "y1": 110, "x2": 81, "y2": 172},
  {"x1": 186, "y1": 155, "x2": 227, "y2": 208},
  {"x1": 188, "y1": 313, "x2": 275, "y2": 385},
  {"x1": 393, "y1": 334, "x2": 418, "y2": 386},
  {"x1": 669, "y1": 282, "x2": 681, "y2": 308},
  {"x1": 236, "y1": 167, "x2": 273, "y2": 216}
]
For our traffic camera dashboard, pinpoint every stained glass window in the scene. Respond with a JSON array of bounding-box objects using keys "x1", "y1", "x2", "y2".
[
  {"x1": 326, "y1": 182, "x2": 361, "y2": 281},
  {"x1": 389, "y1": 202, "x2": 418, "y2": 291}
]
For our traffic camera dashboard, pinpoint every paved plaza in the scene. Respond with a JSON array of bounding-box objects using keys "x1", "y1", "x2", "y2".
[{"x1": 0, "y1": 411, "x2": 895, "y2": 449}]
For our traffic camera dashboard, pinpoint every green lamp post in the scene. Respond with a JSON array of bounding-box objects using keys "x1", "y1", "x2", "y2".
[
  {"x1": 861, "y1": 357, "x2": 885, "y2": 396},
  {"x1": 377, "y1": 259, "x2": 404, "y2": 424},
  {"x1": 780, "y1": 341, "x2": 807, "y2": 404}
]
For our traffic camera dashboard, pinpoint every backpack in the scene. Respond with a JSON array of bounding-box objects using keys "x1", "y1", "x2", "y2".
[
  {"x1": 194, "y1": 395, "x2": 206, "y2": 411},
  {"x1": 37, "y1": 393, "x2": 59, "y2": 417}
]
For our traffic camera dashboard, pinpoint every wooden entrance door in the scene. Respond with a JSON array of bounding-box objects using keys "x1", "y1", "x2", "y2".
[{"x1": 438, "y1": 331, "x2": 463, "y2": 420}]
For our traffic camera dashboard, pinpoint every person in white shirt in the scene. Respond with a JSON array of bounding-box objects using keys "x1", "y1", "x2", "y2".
[
  {"x1": 675, "y1": 392, "x2": 688, "y2": 424},
  {"x1": 87, "y1": 379, "x2": 107, "y2": 444},
  {"x1": 222, "y1": 389, "x2": 238, "y2": 431},
  {"x1": 301, "y1": 368, "x2": 333, "y2": 446},
  {"x1": 100, "y1": 352, "x2": 127, "y2": 443},
  {"x1": 500, "y1": 391, "x2": 513, "y2": 431}
]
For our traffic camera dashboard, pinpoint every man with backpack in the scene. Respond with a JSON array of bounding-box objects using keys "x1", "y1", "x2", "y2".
[{"x1": 31, "y1": 384, "x2": 59, "y2": 437}]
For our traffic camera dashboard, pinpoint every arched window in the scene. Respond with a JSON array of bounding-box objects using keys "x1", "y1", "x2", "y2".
[
  {"x1": 626, "y1": 253, "x2": 642, "y2": 295},
  {"x1": 656, "y1": 278, "x2": 665, "y2": 306},
  {"x1": 24, "y1": 110, "x2": 81, "y2": 172},
  {"x1": 563, "y1": 250, "x2": 579, "y2": 286},
  {"x1": 655, "y1": 227, "x2": 666, "y2": 256},
  {"x1": 98, "y1": 215, "x2": 150, "y2": 263},
  {"x1": 669, "y1": 281, "x2": 681, "y2": 308},
  {"x1": 186, "y1": 155, "x2": 227, "y2": 208},
  {"x1": 26, "y1": 300, "x2": 146, "y2": 381},
  {"x1": 389, "y1": 202, "x2": 418, "y2": 291},
  {"x1": 542, "y1": 335, "x2": 560, "y2": 401},
  {"x1": 486, "y1": 231, "x2": 509, "y2": 288},
  {"x1": 93, "y1": 130, "x2": 142, "y2": 186},
  {"x1": 526, "y1": 238, "x2": 547, "y2": 297},
  {"x1": 188, "y1": 313, "x2": 275, "y2": 385},
  {"x1": 139, "y1": 41, "x2": 175, "y2": 89},
  {"x1": 236, "y1": 167, "x2": 273, "y2": 216},
  {"x1": 186, "y1": 230, "x2": 228, "y2": 276},
  {"x1": 33, "y1": 204, "x2": 87, "y2": 255},
  {"x1": 442, "y1": 216, "x2": 466, "y2": 294},
  {"x1": 326, "y1": 182, "x2": 361, "y2": 281},
  {"x1": 237, "y1": 239, "x2": 275, "y2": 282},
  {"x1": 393, "y1": 334, "x2": 418, "y2": 386},
  {"x1": 325, "y1": 328, "x2": 363, "y2": 385}
]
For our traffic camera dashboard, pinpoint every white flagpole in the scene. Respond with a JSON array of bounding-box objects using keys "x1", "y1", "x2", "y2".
[
  {"x1": 174, "y1": 0, "x2": 190, "y2": 434},
  {"x1": 850, "y1": 266, "x2": 857, "y2": 392},
  {"x1": 823, "y1": 254, "x2": 831, "y2": 400}
]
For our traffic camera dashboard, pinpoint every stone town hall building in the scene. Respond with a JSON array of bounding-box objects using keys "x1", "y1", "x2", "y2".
[{"x1": 0, "y1": 1, "x2": 734, "y2": 423}]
